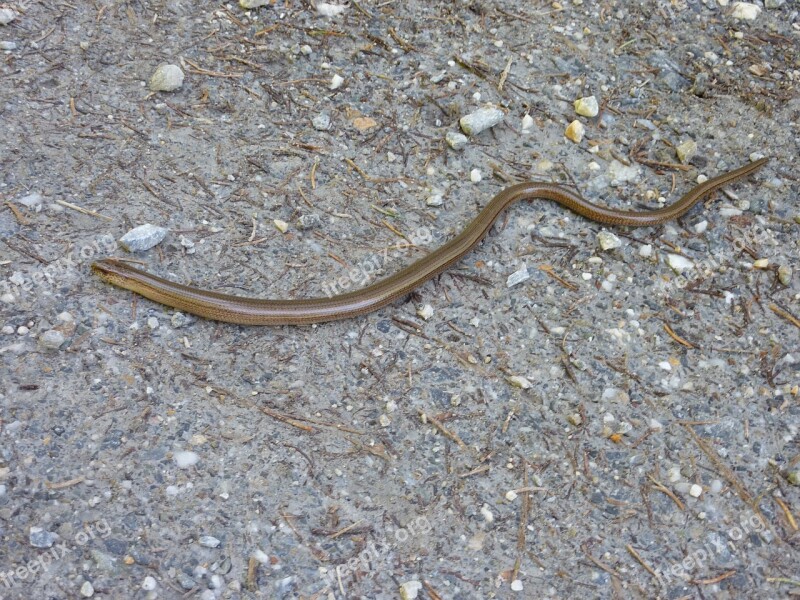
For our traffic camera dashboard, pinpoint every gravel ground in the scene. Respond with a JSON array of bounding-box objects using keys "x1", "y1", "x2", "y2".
[{"x1": 1, "y1": 1, "x2": 799, "y2": 599}]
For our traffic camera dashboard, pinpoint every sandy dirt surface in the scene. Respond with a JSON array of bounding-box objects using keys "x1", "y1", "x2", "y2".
[{"x1": 1, "y1": 1, "x2": 799, "y2": 598}]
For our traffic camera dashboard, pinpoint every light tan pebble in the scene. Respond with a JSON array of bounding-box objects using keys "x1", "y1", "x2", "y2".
[
  {"x1": 574, "y1": 95, "x2": 599, "y2": 117},
  {"x1": 273, "y1": 219, "x2": 289, "y2": 233},
  {"x1": 507, "y1": 375, "x2": 532, "y2": 389},
  {"x1": 753, "y1": 258, "x2": 769, "y2": 269},
  {"x1": 676, "y1": 139, "x2": 697, "y2": 164},
  {"x1": 778, "y1": 265, "x2": 792, "y2": 286},
  {"x1": 565, "y1": 120, "x2": 585, "y2": 143}
]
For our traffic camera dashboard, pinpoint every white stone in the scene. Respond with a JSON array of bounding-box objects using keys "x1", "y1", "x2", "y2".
[
  {"x1": 0, "y1": 9, "x2": 16, "y2": 25},
  {"x1": 119, "y1": 224, "x2": 168, "y2": 252},
  {"x1": 445, "y1": 131, "x2": 468, "y2": 150},
  {"x1": 521, "y1": 114, "x2": 534, "y2": 131},
  {"x1": 316, "y1": 2, "x2": 347, "y2": 16},
  {"x1": 174, "y1": 451, "x2": 199, "y2": 468},
  {"x1": 148, "y1": 64, "x2": 184, "y2": 92},
  {"x1": 142, "y1": 576, "x2": 157, "y2": 591},
  {"x1": 459, "y1": 107, "x2": 505, "y2": 135},
  {"x1": 730, "y1": 2, "x2": 761, "y2": 20},
  {"x1": 399, "y1": 580, "x2": 422, "y2": 600},
  {"x1": 416, "y1": 304, "x2": 434, "y2": 320},
  {"x1": 597, "y1": 231, "x2": 622, "y2": 251},
  {"x1": 330, "y1": 74, "x2": 344, "y2": 89},
  {"x1": 470, "y1": 169, "x2": 482, "y2": 183},
  {"x1": 507, "y1": 265, "x2": 529, "y2": 287},
  {"x1": 667, "y1": 253, "x2": 694, "y2": 273}
]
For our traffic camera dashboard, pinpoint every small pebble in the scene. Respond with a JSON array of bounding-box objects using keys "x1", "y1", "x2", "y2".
[
  {"x1": 445, "y1": 131, "x2": 468, "y2": 150},
  {"x1": 142, "y1": 576, "x2": 157, "y2": 591},
  {"x1": 459, "y1": 106, "x2": 504, "y2": 136},
  {"x1": 689, "y1": 484, "x2": 703, "y2": 498},
  {"x1": 608, "y1": 160, "x2": 640, "y2": 183},
  {"x1": 330, "y1": 74, "x2": 344, "y2": 90},
  {"x1": 470, "y1": 169, "x2": 482, "y2": 183},
  {"x1": 565, "y1": 120, "x2": 585, "y2": 143},
  {"x1": 667, "y1": 253, "x2": 694, "y2": 273},
  {"x1": 148, "y1": 64, "x2": 184, "y2": 92},
  {"x1": 597, "y1": 231, "x2": 621, "y2": 251},
  {"x1": 521, "y1": 114, "x2": 534, "y2": 131},
  {"x1": 199, "y1": 535, "x2": 221, "y2": 548},
  {"x1": 426, "y1": 193, "x2": 443, "y2": 207},
  {"x1": 574, "y1": 95, "x2": 599, "y2": 117},
  {"x1": 147, "y1": 317, "x2": 159, "y2": 330},
  {"x1": 507, "y1": 375, "x2": 532, "y2": 389},
  {"x1": 730, "y1": 2, "x2": 761, "y2": 20},
  {"x1": 171, "y1": 312, "x2": 188, "y2": 328},
  {"x1": 601, "y1": 387, "x2": 629, "y2": 403},
  {"x1": 17, "y1": 192, "x2": 43, "y2": 211},
  {"x1": 0, "y1": 41, "x2": 15, "y2": 50},
  {"x1": 778, "y1": 265, "x2": 792, "y2": 286},
  {"x1": 506, "y1": 490, "x2": 518, "y2": 501},
  {"x1": 416, "y1": 304, "x2": 434, "y2": 320},
  {"x1": 297, "y1": 214, "x2": 321, "y2": 230},
  {"x1": 752, "y1": 258, "x2": 769, "y2": 269},
  {"x1": 379, "y1": 414, "x2": 391, "y2": 427},
  {"x1": 316, "y1": 2, "x2": 347, "y2": 16},
  {"x1": 240, "y1": 0, "x2": 271, "y2": 8},
  {"x1": 29, "y1": 527, "x2": 58, "y2": 548},
  {"x1": 38, "y1": 330, "x2": 65, "y2": 350},
  {"x1": 507, "y1": 265, "x2": 530, "y2": 287},
  {"x1": 676, "y1": 139, "x2": 697, "y2": 164},
  {"x1": 119, "y1": 224, "x2": 168, "y2": 252},
  {"x1": 399, "y1": 580, "x2": 422, "y2": 600},
  {"x1": 174, "y1": 451, "x2": 199, "y2": 468},
  {"x1": 180, "y1": 235, "x2": 195, "y2": 254},
  {"x1": 273, "y1": 219, "x2": 289, "y2": 233},
  {"x1": 0, "y1": 8, "x2": 16, "y2": 25},
  {"x1": 312, "y1": 113, "x2": 331, "y2": 131},
  {"x1": 80, "y1": 582, "x2": 94, "y2": 597},
  {"x1": 511, "y1": 580, "x2": 524, "y2": 592},
  {"x1": 693, "y1": 220, "x2": 708, "y2": 234}
]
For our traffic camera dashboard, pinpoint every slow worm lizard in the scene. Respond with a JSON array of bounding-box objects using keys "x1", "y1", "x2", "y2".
[{"x1": 92, "y1": 157, "x2": 768, "y2": 325}]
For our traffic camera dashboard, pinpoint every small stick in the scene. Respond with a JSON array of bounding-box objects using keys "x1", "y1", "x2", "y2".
[
  {"x1": 56, "y1": 199, "x2": 113, "y2": 221},
  {"x1": 663, "y1": 322, "x2": 697, "y2": 349},
  {"x1": 420, "y1": 410, "x2": 468, "y2": 450}
]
